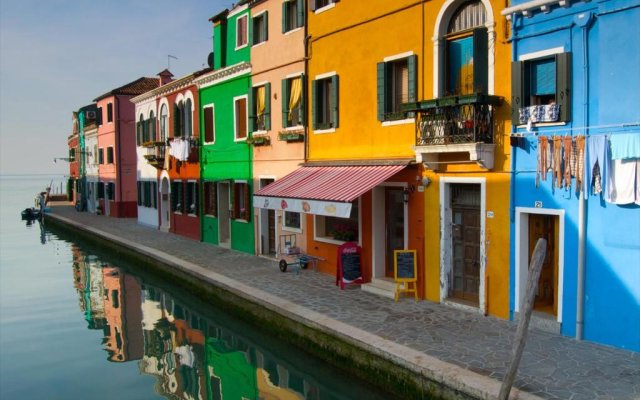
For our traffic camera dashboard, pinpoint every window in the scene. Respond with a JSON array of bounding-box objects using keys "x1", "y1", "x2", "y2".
[
  {"x1": 98, "y1": 148, "x2": 104, "y2": 164},
  {"x1": 183, "y1": 98, "x2": 192, "y2": 138},
  {"x1": 234, "y1": 96, "x2": 248, "y2": 140},
  {"x1": 137, "y1": 181, "x2": 142, "y2": 206},
  {"x1": 283, "y1": 0, "x2": 304, "y2": 32},
  {"x1": 282, "y1": 76, "x2": 304, "y2": 127},
  {"x1": 442, "y1": 1, "x2": 488, "y2": 96},
  {"x1": 107, "y1": 103, "x2": 113, "y2": 123},
  {"x1": 151, "y1": 181, "x2": 157, "y2": 209},
  {"x1": 106, "y1": 147, "x2": 114, "y2": 164},
  {"x1": 311, "y1": 0, "x2": 336, "y2": 12},
  {"x1": 377, "y1": 55, "x2": 417, "y2": 121},
  {"x1": 97, "y1": 107, "x2": 103, "y2": 126},
  {"x1": 69, "y1": 148, "x2": 76, "y2": 162},
  {"x1": 93, "y1": 145, "x2": 98, "y2": 165},
  {"x1": 106, "y1": 182, "x2": 115, "y2": 200},
  {"x1": 315, "y1": 200, "x2": 359, "y2": 242},
  {"x1": 137, "y1": 114, "x2": 144, "y2": 145},
  {"x1": 312, "y1": 75, "x2": 339, "y2": 130},
  {"x1": 511, "y1": 53, "x2": 571, "y2": 124},
  {"x1": 186, "y1": 181, "x2": 198, "y2": 215},
  {"x1": 250, "y1": 84, "x2": 271, "y2": 132},
  {"x1": 98, "y1": 182, "x2": 105, "y2": 199},
  {"x1": 284, "y1": 211, "x2": 301, "y2": 230},
  {"x1": 160, "y1": 104, "x2": 168, "y2": 141},
  {"x1": 148, "y1": 111, "x2": 156, "y2": 142},
  {"x1": 171, "y1": 181, "x2": 184, "y2": 213},
  {"x1": 236, "y1": 14, "x2": 248, "y2": 48},
  {"x1": 173, "y1": 102, "x2": 182, "y2": 137},
  {"x1": 139, "y1": 181, "x2": 157, "y2": 208},
  {"x1": 203, "y1": 182, "x2": 218, "y2": 216},
  {"x1": 252, "y1": 12, "x2": 268, "y2": 45},
  {"x1": 233, "y1": 182, "x2": 250, "y2": 221},
  {"x1": 203, "y1": 105, "x2": 215, "y2": 144}
]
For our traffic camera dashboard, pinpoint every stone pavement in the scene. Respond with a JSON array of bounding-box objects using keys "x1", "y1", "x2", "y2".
[{"x1": 45, "y1": 205, "x2": 639, "y2": 400}]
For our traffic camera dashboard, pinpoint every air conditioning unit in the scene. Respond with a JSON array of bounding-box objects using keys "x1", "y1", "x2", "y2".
[{"x1": 85, "y1": 110, "x2": 97, "y2": 120}]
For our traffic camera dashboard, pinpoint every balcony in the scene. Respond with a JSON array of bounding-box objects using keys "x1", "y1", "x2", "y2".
[
  {"x1": 404, "y1": 93, "x2": 502, "y2": 170},
  {"x1": 142, "y1": 142, "x2": 166, "y2": 169}
]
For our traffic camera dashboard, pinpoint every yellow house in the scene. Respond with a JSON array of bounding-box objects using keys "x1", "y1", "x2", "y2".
[{"x1": 255, "y1": 0, "x2": 511, "y2": 318}]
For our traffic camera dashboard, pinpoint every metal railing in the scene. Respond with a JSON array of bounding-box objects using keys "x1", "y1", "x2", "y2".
[{"x1": 404, "y1": 94, "x2": 502, "y2": 146}]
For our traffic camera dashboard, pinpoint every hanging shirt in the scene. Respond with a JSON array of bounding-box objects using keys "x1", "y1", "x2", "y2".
[
  {"x1": 607, "y1": 158, "x2": 638, "y2": 205},
  {"x1": 609, "y1": 133, "x2": 640, "y2": 160}
]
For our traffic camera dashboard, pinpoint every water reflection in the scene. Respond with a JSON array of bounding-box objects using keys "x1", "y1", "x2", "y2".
[{"x1": 70, "y1": 246, "x2": 372, "y2": 400}]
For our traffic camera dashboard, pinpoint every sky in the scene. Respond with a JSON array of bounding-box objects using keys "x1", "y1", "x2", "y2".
[{"x1": 0, "y1": 0, "x2": 233, "y2": 175}]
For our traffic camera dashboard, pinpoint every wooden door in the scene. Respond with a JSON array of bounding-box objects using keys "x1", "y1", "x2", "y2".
[
  {"x1": 529, "y1": 214, "x2": 558, "y2": 315},
  {"x1": 450, "y1": 184, "x2": 480, "y2": 305},
  {"x1": 385, "y1": 188, "x2": 405, "y2": 277}
]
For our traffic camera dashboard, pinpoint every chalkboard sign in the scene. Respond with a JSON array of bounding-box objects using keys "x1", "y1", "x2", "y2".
[
  {"x1": 341, "y1": 253, "x2": 362, "y2": 282},
  {"x1": 336, "y1": 242, "x2": 364, "y2": 289},
  {"x1": 394, "y1": 250, "x2": 416, "y2": 281}
]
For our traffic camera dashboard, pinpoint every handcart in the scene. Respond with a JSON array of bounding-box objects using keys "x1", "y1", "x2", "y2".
[{"x1": 278, "y1": 234, "x2": 324, "y2": 273}]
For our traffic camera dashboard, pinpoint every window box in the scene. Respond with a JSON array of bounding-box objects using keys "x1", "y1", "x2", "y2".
[
  {"x1": 246, "y1": 135, "x2": 270, "y2": 146},
  {"x1": 278, "y1": 130, "x2": 305, "y2": 142},
  {"x1": 142, "y1": 140, "x2": 166, "y2": 148}
]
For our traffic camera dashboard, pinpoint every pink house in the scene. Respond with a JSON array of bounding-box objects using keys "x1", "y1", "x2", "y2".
[{"x1": 94, "y1": 78, "x2": 159, "y2": 217}]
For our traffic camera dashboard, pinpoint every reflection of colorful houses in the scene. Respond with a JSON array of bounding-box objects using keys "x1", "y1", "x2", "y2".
[
  {"x1": 205, "y1": 336, "x2": 258, "y2": 399},
  {"x1": 83, "y1": 114, "x2": 100, "y2": 214},
  {"x1": 93, "y1": 77, "x2": 159, "y2": 217},
  {"x1": 503, "y1": 0, "x2": 640, "y2": 350},
  {"x1": 102, "y1": 266, "x2": 144, "y2": 362},
  {"x1": 196, "y1": 4, "x2": 255, "y2": 253}
]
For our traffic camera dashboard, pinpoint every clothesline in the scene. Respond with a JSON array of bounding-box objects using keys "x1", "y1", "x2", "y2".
[{"x1": 512, "y1": 121, "x2": 640, "y2": 136}]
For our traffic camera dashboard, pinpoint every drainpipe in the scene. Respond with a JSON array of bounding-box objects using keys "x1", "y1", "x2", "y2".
[
  {"x1": 575, "y1": 11, "x2": 594, "y2": 341},
  {"x1": 115, "y1": 96, "x2": 122, "y2": 217},
  {"x1": 508, "y1": 12, "x2": 518, "y2": 321}
]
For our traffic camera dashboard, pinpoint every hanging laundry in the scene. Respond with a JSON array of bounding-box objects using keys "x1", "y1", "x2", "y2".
[
  {"x1": 563, "y1": 136, "x2": 572, "y2": 188},
  {"x1": 607, "y1": 158, "x2": 638, "y2": 205},
  {"x1": 574, "y1": 136, "x2": 585, "y2": 193},
  {"x1": 553, "y1": 136, "x2": 563, "y2": 188},
  {"x1": 585, "y1": 135, "x2": 610, "y2": 196},
  {"x1": 537, "y1": 136, "x2": 549, "y2": 187},
  {"x1": 609, "y1": 133, "x2": 640, "y2": 160}
]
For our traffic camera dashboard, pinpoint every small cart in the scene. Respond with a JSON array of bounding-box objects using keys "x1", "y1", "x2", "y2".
[{"x1": 278, "y1": 234, "x2": 324, "y2": 273}]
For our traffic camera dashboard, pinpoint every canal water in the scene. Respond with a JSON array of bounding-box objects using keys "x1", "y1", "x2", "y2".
[{"x1": 0, "y1": 176, "x2": 400, "y2": 400}]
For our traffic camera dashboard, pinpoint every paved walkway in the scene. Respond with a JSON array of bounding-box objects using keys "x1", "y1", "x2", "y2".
[{"x1": 45, "y1": 205, "x2": 639, "y2": 400}]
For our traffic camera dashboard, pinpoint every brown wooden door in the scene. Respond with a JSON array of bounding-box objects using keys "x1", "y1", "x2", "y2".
[
  {"x1": 385, "y1": 187, "x2": 405, "y2": 277},
  {"x1": 267, "y1": 209, "x2": 276, "y2": 255},
  {"x1": 529, "y1": 214, "x2": 558, "y2": 315},
  {"x1": 450, "y1": 184, "x2": 480, "y2": 305}
]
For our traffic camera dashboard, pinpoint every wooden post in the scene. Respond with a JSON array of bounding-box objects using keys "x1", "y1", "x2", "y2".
[{"x1": 498, "y1": 238, "x2": 547, "y2": 400}]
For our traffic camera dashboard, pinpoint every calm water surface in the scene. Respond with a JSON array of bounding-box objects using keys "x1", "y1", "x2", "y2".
[{"x1": 0, "y1": 176, "x2": 397, "y2": 400}]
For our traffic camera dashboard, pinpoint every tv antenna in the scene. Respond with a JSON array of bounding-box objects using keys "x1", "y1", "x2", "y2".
[{"x1": 167, "y1": 55, "x2": 178, "y2": 69}]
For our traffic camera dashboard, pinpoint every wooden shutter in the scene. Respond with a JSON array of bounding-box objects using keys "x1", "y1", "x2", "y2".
[
  {"x1": 204, "y1": 107, "x2": 214, "y2": 143},
  {"x1": 511, "y1": 61, "x2": 524, "y2": 125},
  {"x1": 230, "y1": 182, "x2": 236, "y2": 219},
  {"x1": 244, "y1": 184, "x2": 251, "y2": 221},
  {"x1": 296, "y1": 0, "x2": 304, "y2": 28},
  {"x1": 152, "y1": 181, "x2": 157, "y2": 209},
  {"x1": 282, "y1": 78, "x2": 290, "y2": 128},
  {"x1": 248, "y1": 88, "x2": 256, "y2": 132},
  {"x1": 263, "y1": 11, "x2": 268, "y2": 42},
  {"x1": 407, "y1": 54, "x2": 417, "y2": 103},
  {"x1": 300, "y1": 74, "x2": 307, "y2": 126},
  {"x1": 173, "y1": 103, "x2": 180, "y2": 137},
  {"x1": 265, "y1": 83, "x2": 271, "y2": 130},
  {"x1": 282, "y1": 1, "x2": 288, "y2": 33},
  {"x1": 556, "y1": 52, "x2": 571, "y2": 122},
  {"x1": 136, "y1": 122, "x2": 141, "y2": 145},
  {"x1": 377, "y1": 62, "x2": 387, "y2": 121},
  {"x1": 311, "y1": 79, "x2": 318, "y2": 129},
  {"x1": 331, "y1": 75, "x2": 339, "y2": 128},
  {"x1": 473, "y1": 27, "x2": 488, "y2": 94}
]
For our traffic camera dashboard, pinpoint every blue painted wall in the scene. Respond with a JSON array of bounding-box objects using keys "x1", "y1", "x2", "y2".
[{"x1": 509, "y1": 0, "x2": 640, "y2": 351}]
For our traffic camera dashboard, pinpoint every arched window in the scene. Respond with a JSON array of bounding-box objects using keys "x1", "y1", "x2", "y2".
[
  {"x1": 137, "y1": 114, "x2": 144, "y2": 145},
  {"x1": 184, "y1": 98, "x2": 192, "y2": 137},
  {"x1": 149, "y1": 110, "x2": 156, "y2": 142},
  {"x1": 441, "y1": 0, "x2": 488, "y2": 96},
  {"x1": 159, "y1": 104, "x2": 168, "y2": 142}
]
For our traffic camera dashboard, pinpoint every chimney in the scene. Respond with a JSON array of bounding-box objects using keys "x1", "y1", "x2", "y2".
[{"x1": 157, "y1": 69, "x2": 174, "y2": 86}]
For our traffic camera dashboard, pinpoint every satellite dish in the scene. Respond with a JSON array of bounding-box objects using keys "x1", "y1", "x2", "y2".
[{"x1": 207, "y1": 52, "x2": 214, "y2": 68}]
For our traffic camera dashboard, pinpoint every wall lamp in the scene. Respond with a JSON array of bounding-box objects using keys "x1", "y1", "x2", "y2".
[{"x1": 403, "y1": 187, "x2": 410, "y2": 204}]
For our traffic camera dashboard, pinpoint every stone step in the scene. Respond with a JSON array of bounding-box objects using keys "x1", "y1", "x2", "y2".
[{"x1": 362, "y1": 278, "x2": 399, "y2": 299}]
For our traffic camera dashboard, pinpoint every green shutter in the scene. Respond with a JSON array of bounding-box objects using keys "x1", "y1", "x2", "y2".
[
  {"x1": 152, "y1": 182, "x2": 157, "y2": 209},
  {"x1": 263, "y1": 11, "x2": 268, "y2": 42},
  {"x1": 137, "y1": 181, "x2": 142, "y2": 205},
  {"x1": 265, "y1": 83, "x2": 271, "y2": 130},
  {"x1": 311, "y1": 79, "x2": 318, "y2": 130},
  {"x1": 511, "y1": 61, "x2": 524, "y2": 125},
  {"x1": 407, "y1": 54, "x2": 417, "y2": 103},
  {"x1": 473, "y1": 28, "x2": 488, "y2": 94},
  {"x1": 136, "y1": 122, "x2": 141, "y2": 145},
  {"x1": 173, "y1": 103, "x2": 180, "y2": 137},
  {"x1": 282, "y1": 2, "x2": 288, "y2": 33},
  {"x1": 556, "y1": 52, "x2": 571, "y2": 122},
  {"x1": 331, "y1": 75, "x2": 339, "y2": 128},
  {"x1": 248, "y1": 87, "x2": 256, "y2": 132},
  {"x1": 300, "y1": 74, "x2": 307, "y2": 126},
  {"x1": 377, "y1": 62, "x2": 387, "y2": 121},
  {"x1": 282, "y1": 78, "x2": 289, "y2": 128},
  {"x1": 296, "y1": 0, "x2": 304, "y2": 28}
]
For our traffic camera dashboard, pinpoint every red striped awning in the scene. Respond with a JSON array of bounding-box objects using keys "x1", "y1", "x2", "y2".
[{"x1": 254, "y1": 164, "x2": 406, "y2": 202}]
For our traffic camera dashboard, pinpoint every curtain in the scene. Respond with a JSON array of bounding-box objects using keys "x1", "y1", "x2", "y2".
[
  {"x1": 288, "y1": 77, "x2": 302, "y2": 121},
  {"x1": 256, "y1": 86, "x2": 266, "y2": 118}
]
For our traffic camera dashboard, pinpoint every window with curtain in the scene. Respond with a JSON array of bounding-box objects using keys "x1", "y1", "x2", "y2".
[
  {"x1": 160, "y1": 104, "x2": 168, "y2": 141},
  {"x1": 377, "y1": 56, "x2": 417, "y2": 121},
  {"x1": 171, "y1": 181, "x2": 184, "y2": 213},
  {"x1": 187, "y1": 181, "x2": 198, "y2": 215},
  {"x1": 314, "y1": 200, "x2": 359, "y2": 242},
  {"x1": 203, "y1": 181, "x2": 217, "y2": 216},
  {"x1": 283, "y1": 0, "x2": 304, "y2": 32},
  {"x1": 251, "y1": 84, "x2": 270, "y2": 132},
  {"x1": 252, "y1": 12, "x2": 268, "y2": 45},
  {"x1": 233, "y1": 182, "x2": 250, "y2": 221},
  {"x1": 283, "y1": 76, "x2": 303, "y2": 127}
]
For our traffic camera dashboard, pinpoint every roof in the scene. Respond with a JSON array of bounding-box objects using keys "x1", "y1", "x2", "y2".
[
  {"x1": 93, "y1": 77, "x2": 160, "y2": 102},
  {"x1": 209, "y1": 9, "x2": 229, "y2": 23}
]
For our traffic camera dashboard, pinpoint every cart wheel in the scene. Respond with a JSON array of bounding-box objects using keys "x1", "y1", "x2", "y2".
[{"x1": 279, "y1": 259, "x2": 288, "y2": 272}]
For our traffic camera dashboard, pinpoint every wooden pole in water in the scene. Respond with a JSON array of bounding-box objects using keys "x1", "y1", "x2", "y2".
[{"x1": 498, "y1": 238, "x2": 547, "y2": 400}]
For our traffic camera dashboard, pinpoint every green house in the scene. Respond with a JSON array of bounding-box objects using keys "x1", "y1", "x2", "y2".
[{"x1": 196, "y1": 3, "x2": 255, "y2": 254}]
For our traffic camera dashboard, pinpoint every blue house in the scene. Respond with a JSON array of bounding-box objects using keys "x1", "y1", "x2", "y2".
[{"x1": 503, "y1": 0, "x2": 640, "y2": 351}]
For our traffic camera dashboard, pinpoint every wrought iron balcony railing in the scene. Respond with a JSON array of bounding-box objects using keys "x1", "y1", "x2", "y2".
[{"x1": 404, "y1": 94, "x2": 502, "y2": 147}]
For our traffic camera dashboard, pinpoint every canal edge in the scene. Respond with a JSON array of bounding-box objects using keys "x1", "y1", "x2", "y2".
[{"x1": 44, "y1": 212, "x2": 542, "y2": 400}]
